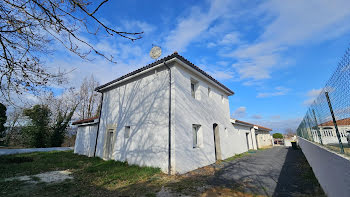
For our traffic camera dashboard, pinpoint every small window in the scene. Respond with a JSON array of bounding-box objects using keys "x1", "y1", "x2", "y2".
[
  {"x1": 208, "y1": 87, "x2": 211, "y2": 97},
  {"x1": 125, "y1": 126, "x2": 131, "y2": 138},
  {"x1": 221, "y1": 95, "x2": 224, "y2": 103},
  {"x1": 192, "y1": 124, "x2": 201, "y2": 148},
  {"x1": 191, "y1": 80, "x2": 199, "y2": 99}
]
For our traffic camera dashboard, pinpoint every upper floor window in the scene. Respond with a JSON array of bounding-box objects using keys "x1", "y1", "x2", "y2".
[
  {"x1": 208, "y1": 87, "x2": 211, "y2": 97},
  {"x1": 191, "y1": 79, "x2": 199, "y2": 99},
  {"x1": 221, "y1": 94, "x2": 224, "y2": 103}
]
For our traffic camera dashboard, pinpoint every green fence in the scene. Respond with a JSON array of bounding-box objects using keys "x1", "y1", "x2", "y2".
[{"x1": 296, "y1": 47, "x2": 350, "y2": 157}]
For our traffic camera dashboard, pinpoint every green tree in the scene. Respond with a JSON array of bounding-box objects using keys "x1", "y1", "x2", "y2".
[
  {"x1": 273, "y1": 133, "x2": 284, "y2": 139},
  {"x1": 23, "y1": 105, "x2": 51, "y2": 147},
  {"x1": 50, "y1": 105, "x2": 77, "y2": 147},
  {"x1": 0, "y1": 103, "x2": 7, "y2": 138}
]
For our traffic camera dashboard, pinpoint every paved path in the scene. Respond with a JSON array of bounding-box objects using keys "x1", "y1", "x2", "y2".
[
  {"x1": 0, "y1": 147, "x2": 73, "y2": 155},
  {"x1": 208, "y1": 146, "x2": 324, "y2": 197}
]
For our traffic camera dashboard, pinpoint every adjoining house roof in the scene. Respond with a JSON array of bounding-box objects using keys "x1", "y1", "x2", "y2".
[
  {"x1": 72, "y1": 116, "x2": 99, "y2": 125},
  {"x1": 231, "y1": 119, "x2": 272, "y2": 131},
  {"x1": 95, "y1": 52, "x2": 234, "y2": 95},
  {"x1": 319, "y1": 117, "x2": 350, "y2": 127}
]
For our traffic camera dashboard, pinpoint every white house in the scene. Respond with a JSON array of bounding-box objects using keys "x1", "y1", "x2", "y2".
[
  {"x1": 309, "y1": 117, "x2": 350, "y2": 144},
  {"x1": 230, "y1": 119, "x2": 273, "y2": 150},
  {"x1": 73, "y1": 52, "x2": 269, "y2": 174}
]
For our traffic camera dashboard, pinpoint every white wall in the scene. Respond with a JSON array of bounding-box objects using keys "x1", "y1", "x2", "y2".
[
  {"x1": 173, "y1": 64, "x2": 247, "y2": 174},
  {"x1": 256, "y1": 131, "x2": 273, "y2": 148},
  {"x1": 74, "y1": 124, "x2": 98, "y2": 157},
  {"x1": 298, "y1": 137, "x2": 350, "y2": 197},
  {"x1": 232, "y1": 124, "x2": 251, "y2": 150},
  {"x1": 95, "y1": 60, "x2": 247, "y2": 174},
  {"x1": 96, "y1": 66, "x2": 171, "y2": 173},
  {"x1": 311, "y1": 126, "x2": 349, "y2": 145}
]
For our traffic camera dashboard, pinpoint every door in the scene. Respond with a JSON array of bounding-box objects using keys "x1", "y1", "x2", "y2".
[
  {"x1": 246, "y1": 133, "x2": 250, "y2": 149},
  {"x1": 213, "y1": 123, "x2": 222, "y2": 161},
  {"x1": 105, "y1": 129, "x2": 115, "y2": 160}
]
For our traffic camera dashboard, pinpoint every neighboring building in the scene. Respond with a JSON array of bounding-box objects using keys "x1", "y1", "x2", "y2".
[
  {"x1": 310, "y1": 118, "x2": 350, "y2": 144},
  {"x1": 73, "y1": 117, "x2": 99, "y2": 157},
  {"x1": 230, "y1": 119, "x2": 273, "y2": 150},
  {"x1": 73, "y1": 52, "x2": 270, "y2": 174}
]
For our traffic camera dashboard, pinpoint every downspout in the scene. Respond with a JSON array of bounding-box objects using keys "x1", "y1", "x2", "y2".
[
  {"x1": 164, "y1": 61, "x2": 172, "y2": 175},
  {"x1": 94, "y1": 92, "x2": 104, "y2": 157}
]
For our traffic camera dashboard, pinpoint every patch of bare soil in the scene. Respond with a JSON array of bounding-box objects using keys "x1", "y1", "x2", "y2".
[
  {"x1": 200, "y1": 187, "x2": 266, "y2": 197},
  {"x1": 5, "y1": 170, "x2": 73, "y2": 184}
]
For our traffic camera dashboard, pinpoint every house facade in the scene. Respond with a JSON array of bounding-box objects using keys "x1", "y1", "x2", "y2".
[
  {"x1": 310, "y1": 118, "x2": 350, "y2": 144},
  {"x1": 231, "y1": 119, "x2": 273, "y2": 150},
  {"x1": 73, "y1": 52, "x2": 270, "y2": 174}
]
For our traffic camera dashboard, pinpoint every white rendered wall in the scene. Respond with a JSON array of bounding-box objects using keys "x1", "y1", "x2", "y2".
[
  {"x1": 256, "y1": 132, "x2": 273, "y2": 148},
  {"x1": 74, "y1": 124, "x2": 98, "y2": 157},
  {"x1": 310, "y1": 126, "x2": 349, "y2": 145},
  {"x1": 95, "y1": 66, "x2": 171, "y2": 173},
  {"x1": 173, "y1": 64, "x2": 247, "y2": 174},
  {"x1": 298, "y1": 137, "x2": 350, "y2": 197},
  {"x1": 232, "y1": 124, "x2": 251, "y2": 150}
]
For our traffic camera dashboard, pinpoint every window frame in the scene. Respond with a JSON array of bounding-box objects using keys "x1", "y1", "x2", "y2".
[
  {"x1": 192, "y1": 124, "x2": 201, "y2": 148},
  {"x1": 124, "y1": 126, "x2": 131, "y2": 138}
]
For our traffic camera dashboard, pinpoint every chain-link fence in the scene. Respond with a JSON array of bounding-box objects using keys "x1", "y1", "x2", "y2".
[{"x1": 297, "y1": 47, "x2": 350, "y2": 157}]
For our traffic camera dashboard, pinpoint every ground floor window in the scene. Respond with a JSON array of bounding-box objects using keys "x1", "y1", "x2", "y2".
[{"x1": 192, "y1": 124, "x2": 202, "y2": 148}]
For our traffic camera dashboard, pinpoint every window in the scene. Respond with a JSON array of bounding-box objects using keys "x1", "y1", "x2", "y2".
[
  {"x1": 208, "y1": 87, "x2": 211, "y2": 97},
  {"x1": 124, "y1": 126, "x2": 131, "y2": 138},
  {"x1": 191, "y1": 80, "x2": 199, "y2": 99},
  {"x1": 192, "y1": 124, "x2": 201, "y2": 148},
  {"x1": 191, "y1": 83, "x2": 195, "y2": 98},
  {"x1": 221, "y1": 94, "x2": 224, "y2": 103}
]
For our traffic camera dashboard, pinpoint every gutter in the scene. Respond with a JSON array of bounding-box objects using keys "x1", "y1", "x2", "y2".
[
  {"x1": 93, "y1": 93, "x2": 104, "y2": 157},
  {"x1": 164, "y1": 61, "x2": 172, "y2": 175}
]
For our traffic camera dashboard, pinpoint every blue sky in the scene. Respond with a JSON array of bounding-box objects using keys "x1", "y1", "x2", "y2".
[{"x1": 47, "y1": 0, "x2": 350, "y2": 132}]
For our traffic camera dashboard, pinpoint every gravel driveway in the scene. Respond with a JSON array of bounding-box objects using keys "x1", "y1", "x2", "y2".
[
  {"x1": 208, "y1": 146, "x2": 324, "y2": 197},
  {"x1": 0, "y1": 147, "x2": 73, "y2": 155}
]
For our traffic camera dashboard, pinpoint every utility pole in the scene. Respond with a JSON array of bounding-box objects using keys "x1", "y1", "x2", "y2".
[{"x1": 325, "y1": 92, "x2": 344, "y2": 154}]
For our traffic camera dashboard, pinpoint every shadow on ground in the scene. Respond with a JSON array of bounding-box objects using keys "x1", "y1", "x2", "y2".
[{"x1": 0, "y1": 147, "x2": 325, "y2": 197}]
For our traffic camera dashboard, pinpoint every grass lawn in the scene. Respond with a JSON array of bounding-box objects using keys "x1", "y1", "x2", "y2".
[
  {"x1": 325, "y1": 143, "x2": 350, "y2": 158},
  {"x1": 0, "y1": 148, "x2": 322, "y2": 197},
  {"x1": 0, "y1": 151, "x2": 169, "y2": 196}
]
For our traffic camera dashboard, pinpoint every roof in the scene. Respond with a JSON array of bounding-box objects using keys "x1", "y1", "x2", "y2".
[
  {"x1": 72, "y1": 116, "x2": 99, "y2": 125},
  {"x1": 319, "y1": 117, "x2": 350, "y2": 127},
  {"x1": 231, "y1": 119, "x2": 272, "y2": 131},
  {"x1": 95, "y1": 52, "x2": 234, "y2": 95}
]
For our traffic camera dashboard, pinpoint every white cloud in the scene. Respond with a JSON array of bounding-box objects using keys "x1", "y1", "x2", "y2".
[
  {"x1": 251, "y1": 114, "x2": 263, "y2": 119},
  {"x1": 122, "y1": 20, "x2": 156, "y2": 35},
  {"x1": 219, "y1": 32, "x2": 240, "y2": 45},
  {"x1": 164, "y1": 0, "x2": 238, "y2": 52},
  {"x1": 210, "y1": 71, "x2": 234, "y2": 80},
  {"x1": 232, "y1": 106, "x2": 246, "y2": 118},
  {"x1": 257, "y1": 86, "x2": 289, "y2": 98},
  {"x1": 303, "y1": 88, "x2": 323, "y2": 105},
  {"x1": 222, "y1": 0, "x2": 350, "y2": 82},
  {"x1": 270, "y1": 115, "x2": 281, "y2": 120},
  {"x1": 251, "y1": 117, "x2": 303, "y2": 133}
]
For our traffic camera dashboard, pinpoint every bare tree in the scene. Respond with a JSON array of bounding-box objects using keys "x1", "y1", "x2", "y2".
[
  {"x1": 0, "y1": 0, "x2": 143, "y2": 103},
  {"x1": 77, "y1": 74, "x2": 100, "y2": 119},
  {"x1": 285, "y1": 128, "x2": 296, "y2": 137}
]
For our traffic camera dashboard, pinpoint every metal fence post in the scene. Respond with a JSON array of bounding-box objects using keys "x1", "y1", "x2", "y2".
[
  {"x1": 312, "y1": 109, "x2": 323, "y2": 145},
  {"x1": 325, "y1": 92, "x2": 344, "y2": 154}
]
